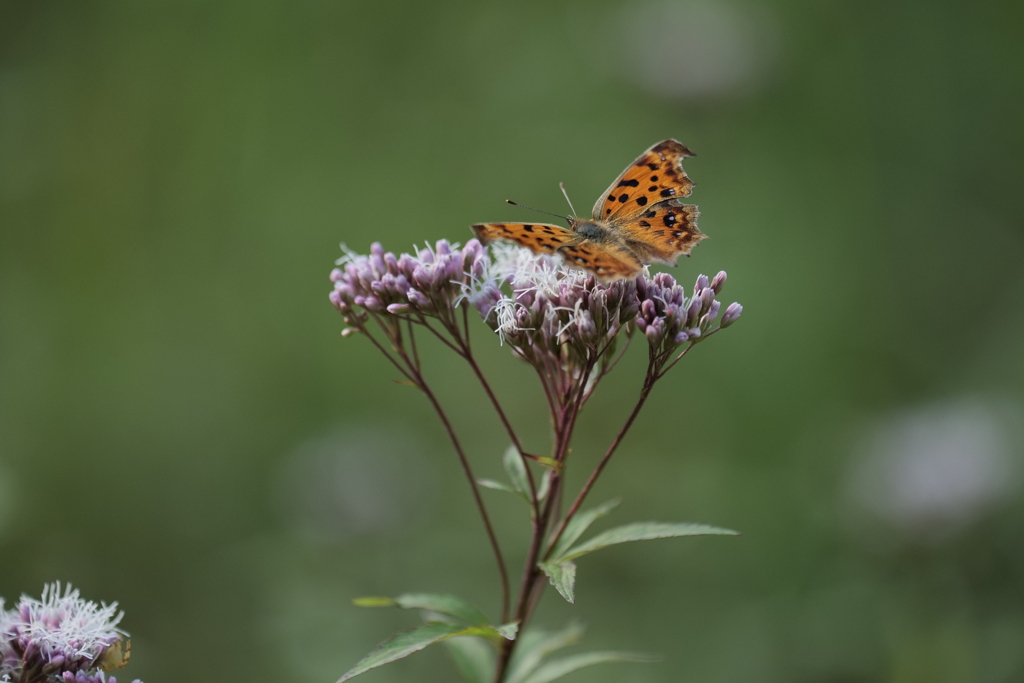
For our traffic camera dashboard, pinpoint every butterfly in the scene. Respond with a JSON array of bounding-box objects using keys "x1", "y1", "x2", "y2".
[{"x1": 471, "y1": 139, "x2": 705, "y2": 280}]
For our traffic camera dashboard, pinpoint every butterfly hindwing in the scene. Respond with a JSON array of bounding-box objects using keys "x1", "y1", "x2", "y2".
[
  {"x1": 612, "y1": 199, "x2": 704, "y2": 266},
  {"x1": 557, "y1": 241, "x2": 644, "y2": 280},
  {"x1": 471, "y1": 223, "x2": 578, "y2": 255},
  {"x1": 592, "y1": 140, "x2": 696, "y2": 222}
]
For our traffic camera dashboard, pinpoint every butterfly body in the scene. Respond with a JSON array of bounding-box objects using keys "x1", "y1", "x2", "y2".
[{"x1": 472, "y1": 139, "x2": 706, "y2": 280}]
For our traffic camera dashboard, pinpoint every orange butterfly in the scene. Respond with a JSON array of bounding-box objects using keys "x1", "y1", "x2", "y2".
[{"x1": 471, "y1": 140, "x2": 705, "y2": 280}]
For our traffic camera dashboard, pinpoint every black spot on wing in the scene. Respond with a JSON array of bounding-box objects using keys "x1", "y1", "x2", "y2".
[
  {"x1": 636, "y1": 196, "x2": 648, "y2": 206},
  {"x1": 617, "y1": 178, "x2": 640, "y2": 187},
  {"x1": 618, "y1": 193, "x2": 629, "y2": 202}
]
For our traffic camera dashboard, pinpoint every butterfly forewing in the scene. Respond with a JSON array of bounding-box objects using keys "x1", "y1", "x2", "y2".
[
  {"x1": 592, "y1": 139, "x2": 696, "y2": 221},
  {"x1": 558, "y1": 241, "x2": 643, "y2": 280},
  {"x1": 613, "y1": 199, "x2": 704, "y2": 266},
  {"x1": 471, "y1": 222, "x2": 578, "y2": 255}
]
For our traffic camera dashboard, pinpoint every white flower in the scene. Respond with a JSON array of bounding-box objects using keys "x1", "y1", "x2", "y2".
[{"x1": 1, "y1": 583, "x2": 133, "y2": 682}]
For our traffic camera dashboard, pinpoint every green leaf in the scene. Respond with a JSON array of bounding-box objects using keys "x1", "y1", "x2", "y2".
[
  {"x1": 443, "y1": 636, "x2": 495, "y2": 683},
  {"x1": 495, "y1": 621, "x2": 520, "y2": 640},
  {"x1": 536, "y1": 470, "x2": 553, "y2": 503},
  {"x1": 503, "y1": 445, "x2": 531, "y2": 498},
  {"x1": 519, "y1": 651, "x2": 659, "y2": 683},
  {"x1": 527, "y1": 455, "x2": 561, "y2": 471},
  {"x1": 477, "y1": 478, "x2": 519, "y2": 495},
  {"x1": 554, "y1": 522, "x2": 739, "y2": 563},
  {"x1": 504, "y1": 622, "x2": 585, "y2": 683},
  {"x1": 354, "y1": 593, "x2": 490, "y2": 626},
  {"x1": 338, "y1": 622, "x2": 481, "y2": 681},
  {"x1": 549, "y1": 498, "x2": 621, "y2": 560},
  {"x1": 352, "y1": 596, "x2": 395, "y2": 607},
  {"x1": 538, "y1": 561, "x2": 577, "y2": 604}
]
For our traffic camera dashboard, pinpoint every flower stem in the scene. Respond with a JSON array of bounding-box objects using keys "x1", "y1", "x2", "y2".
[
  {"x1": 415, "y1": 375, "x2": 512, "y2": 623},
  {"x1": 545, "y1": 357, "x2": 658, "y2": 557}
]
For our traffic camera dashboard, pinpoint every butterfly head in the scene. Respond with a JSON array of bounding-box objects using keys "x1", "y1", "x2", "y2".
[{"x1": 571, "y1": 219, "x2": 608, "y2": 241}]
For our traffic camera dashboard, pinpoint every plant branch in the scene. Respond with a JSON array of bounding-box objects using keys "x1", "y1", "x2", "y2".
[
  {"x1": 544, "y1": 354, "x2": 659, "y2": 557},
  {"x1": 386, "y1": 326, "x2": 512, "y2": 623}
]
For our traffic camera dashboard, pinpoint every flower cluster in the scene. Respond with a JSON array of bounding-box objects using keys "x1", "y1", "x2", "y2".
[
  {"x1": 328, "y1": 240, "x2": 742, "y2": 392},
  {"x1": 636, "y1": 270, "x2": 741, "y2": 370},
  {"x1": 0, "y1": 584, "x2": 139, "y2": 683},
  {"x1": 329, "y1": 239, "x2": 487, "y2": 333},
  {"x1": 472, "y1": 244, "x2": 640, "y2": 366}
]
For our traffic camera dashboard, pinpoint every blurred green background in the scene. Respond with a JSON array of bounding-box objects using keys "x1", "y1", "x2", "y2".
[{"x1": 2, "y1": 1, "x2": 1023, "y2": 682}]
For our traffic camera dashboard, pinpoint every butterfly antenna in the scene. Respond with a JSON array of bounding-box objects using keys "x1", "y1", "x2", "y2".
[
  {"x1": 559, "y1": 182, "x2": 578, "y2": 216},
  {"x1": 505, "y1": 199, "x2": 569, "y2": 222}
]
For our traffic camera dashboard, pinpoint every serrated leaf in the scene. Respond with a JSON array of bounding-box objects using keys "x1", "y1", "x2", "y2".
[
  {"x1": 549, "y1": 498, "x2": 621, "y2": 560},
  {"x1": 519, "y1": 651, "x2": 659, "y2": 683},
  {"x1": 355, "y1": 593, "x2": 489, "y2": 626},
  {"x1": 504, "y1": 622, "x2": 585, "y2": 683},
  {"x1": 477, "y1": 478, "x2": 520, "y2": 494},
  {"x1": 538, "y1": 561, "x2": 576, "y2": 603},
  {"x1": 503, "y1": 445, "x2": 531, "y2": 498},
  {"x1": 338, "y1": 622, "x2": 479, "y2": 681},
  {"x1": 554, "y1": 522, "x2": 739, "y2": 563},
  {"x1": 443, "y1": 636, "x2": 495, "y2": 683}
]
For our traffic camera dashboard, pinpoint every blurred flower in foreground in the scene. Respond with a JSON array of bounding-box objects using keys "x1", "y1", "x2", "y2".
[
  {"x1": 0, "y1": 583, "x2": 139, "y2": 683},
  {"x1": 848, "y1": 396, "x2": 1020, "y2": 541}
]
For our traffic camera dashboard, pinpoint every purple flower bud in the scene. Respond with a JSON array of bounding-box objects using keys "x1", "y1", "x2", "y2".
[
  {"x1": 407, "y1": 289, "x2": 430, "y2": 308},
  {"x1": 700, "y1": 287, "x2": 715, "y2": 310},
  {"x1": 694, "y1": 274, "x2": 709, "y2": 294},
  {"x1": 341, "y1": 328, "x2": 357, "y2": 337},
  {"x1": 720, "y1": 302, "x2": 743, "y2": 328},
  {"x1": 674, "y1": 331, "x2": 689, "y2": 344},
  {"x1": 577, "y1": 310, "x2": 597, "y2": 338},
  {"x1": 412, "y1": 265, "x2": 433, "y2": 290},
  {"x1": 701, "y1": 300, "x2": 721, "y2": 325},
  {"x1": 635, "y1": 276, "x2": 648, "y2": 300},
  {"x1": 329, "y1": 268, "x2": 344, "y2": 282},
  {"x1": 386, "y1": 303, "x2": 411, "y2": 315},
  {"x1": 710, "y1": 270, "x2": 727, "y2": 294},
  {"x1": 635, "y1": 317, "x2": 647, "y2": 331},
  {"x1": 641, "y1": 299, "x2": 657, "y2": 320},
  {"x1": 686, "y1": 298, "x2": 702, "y2": 326},
  {"x1": 688, "y1": 327, "x2": 702, "y2": 339}
]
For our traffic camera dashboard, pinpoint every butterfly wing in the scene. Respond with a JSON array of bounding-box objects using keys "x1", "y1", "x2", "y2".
[
  {"x1": 591, "y1": 139, "x2": 696, "y2": 221},
  {"x1": 471, "y1": 222, "x2": 578, "y2": 255},
  {"x1": 613, "y1": 199, "x2": 705, "y2": 266},
  {"x1": 557, "y1": 241, "x2": 644, "y2": 281}
]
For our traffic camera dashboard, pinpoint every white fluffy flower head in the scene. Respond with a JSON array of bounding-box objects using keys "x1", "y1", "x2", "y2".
[{"x1": 4, "y1": 583, "x2": 126, "y2": 672}]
